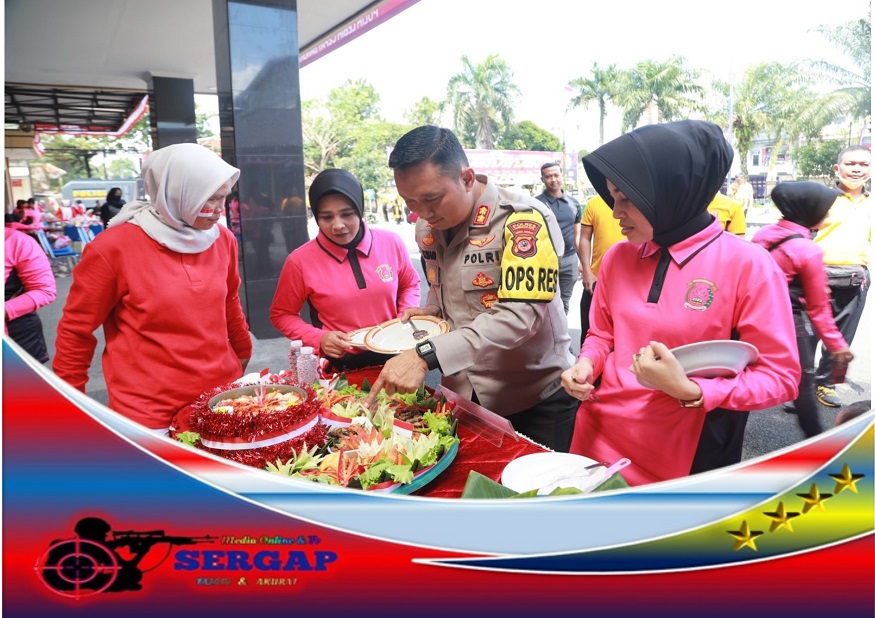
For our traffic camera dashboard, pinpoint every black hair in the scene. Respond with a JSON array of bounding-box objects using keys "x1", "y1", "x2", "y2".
[
  {"x1": 836, "y1": 144, "x2": 870, "y2": 165},
  {"x1": 540, "y1": 162, "x2": 561, "y2": 174},
  {"x1": 388, "y1": 126, "x2": 469, "y2": 178},
  {"x1": 835, "y1": 400, "x2": 871, "y2": 425}
]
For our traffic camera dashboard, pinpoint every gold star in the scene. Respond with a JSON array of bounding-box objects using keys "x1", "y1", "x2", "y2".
[
  {"x1": 762, "y1": 502, "x2": 801, "y2": 532},
  {"x1": 796, "y1": 483, "x2": 833, "y2": 514},
  {"x1": 727, "y1": 520, "x2": 765, "y2": 551},
  {"x1": 829, "y1": 464, "x2": 865, "y2": 495}
]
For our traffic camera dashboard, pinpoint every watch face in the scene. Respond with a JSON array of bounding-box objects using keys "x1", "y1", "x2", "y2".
[{"x1": 418, "y1": 341, "x2": 434, "y2": 354}]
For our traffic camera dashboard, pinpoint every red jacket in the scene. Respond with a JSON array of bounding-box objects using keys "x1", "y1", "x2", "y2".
[{"x1": 53, "y1": 224, "x2": 252, "y2": 429}]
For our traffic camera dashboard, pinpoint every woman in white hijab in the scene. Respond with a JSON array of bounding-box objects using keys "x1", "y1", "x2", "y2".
[{"x1": 54, "y1": 143, "x2": 252, "y2": 433}]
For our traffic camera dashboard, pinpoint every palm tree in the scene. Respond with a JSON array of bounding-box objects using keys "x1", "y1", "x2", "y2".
[
  {"x1": 613, "y1": 56, "x2": 704, "y2": 131},
  {"x1": 446, "y1": 54, "x2": 520, "y2": 149},
  {"x1": 568, "y1": 62, "x2": 620, "y2": 145},
  {"x1": 731, "y1": 62, "x2": 812, "y2": 176},
  {"x1": 799, "y1": 12, "x2": 871, "y2": 141}
]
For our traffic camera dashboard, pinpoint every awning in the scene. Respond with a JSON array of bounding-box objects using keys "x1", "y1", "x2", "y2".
[{"x1": 5, "y1": 84, "x2": 148, "y2": 136}]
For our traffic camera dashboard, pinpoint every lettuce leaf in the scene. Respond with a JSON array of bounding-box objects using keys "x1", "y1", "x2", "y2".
[
  {"x1": 175, "y1": 431, "x2": 201, "y2": 447},
  {"x1": 423, "y1": 411, "x2": 452, "y2": 436}
]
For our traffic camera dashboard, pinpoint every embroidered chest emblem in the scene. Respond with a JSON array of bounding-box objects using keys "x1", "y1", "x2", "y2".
[
  {"x1": 507, "y1": 219, "x2": 541, "y2": 258},
  {"x1": 473, "y1": 204, "x2": 490, "y2": 226},
  {"x1": 469, "y1": 234, "x2": 496, "y2": 248},
  {"x1": 480, "y1": 292, "x2": 498, "y2": 309},
  {"x1": 684, "y1": 279, "x2": 718, "y2": 311},
  {"x1": 375, "y1": 264, "x2": 394, "y2": 282},
  {"x1": 472, "y1": 272, "x2": 495, "y2": 288},
  {"x1": 421, "y1": 233, "x2": 435, "y2": 246}
]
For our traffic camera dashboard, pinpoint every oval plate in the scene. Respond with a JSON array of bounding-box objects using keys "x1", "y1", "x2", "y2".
[
  {"x1": 637, "y1": 340, "x2": 759, "y2": 389},
  {"x1": 347, "y1": 326, "x2": 372, "y2": 349},
  {"x1": 364, "y1": 316, "x2": 450, "y2": 354},
  {"x1": 501, "y1": 452, "x2": 599, "y2": 494},
  {"x1": 207, "y1": 384, "x2": 308, "y2": 410}
]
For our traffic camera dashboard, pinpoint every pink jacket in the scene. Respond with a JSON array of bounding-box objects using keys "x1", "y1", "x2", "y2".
[
  {"x1": 571, "y1": 220, "x2": 800, "y2": 485},
  {"x1": 4, "y1": 228, "x2": 57, "y2": 332},
  {"x1": 270, "y1": 225, "x2": 421, "y2": 353},
  {"x1": 752, "y1": 220, "x2": 847, "y2": 352}
]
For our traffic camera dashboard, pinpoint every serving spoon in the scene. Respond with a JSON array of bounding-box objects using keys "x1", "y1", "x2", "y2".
[{"x1": 403, "y1": 319, "x2": 429, "y2": 341}]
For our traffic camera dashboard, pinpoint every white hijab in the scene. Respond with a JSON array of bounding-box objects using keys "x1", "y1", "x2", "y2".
[{"x1": 108, "y1": 143, "x2": 241, "y2": 254}]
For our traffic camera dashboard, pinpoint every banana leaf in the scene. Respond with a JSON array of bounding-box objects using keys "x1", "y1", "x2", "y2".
[{"x1": 460, "y1": 471, "x2": 628, "y2": 499}]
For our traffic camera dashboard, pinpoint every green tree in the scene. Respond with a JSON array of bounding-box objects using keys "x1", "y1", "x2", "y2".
[
  {"x1": 446, "y1": 54, "x2": 520, "y2": 149},
  {"x1": 38, "y1": 112, "x2": 151, "y2": 179},
  {"x1": 732, "y1": 62, "x2": 813, "y2": 176},
  {"x1": 335, "y1": 120, "x2": 409, "y2": 192},
  {"x1": 301, "y1": 79, "x2": 385, "y2": 177},
  {"x1": 700, "y1": 76, "x2": 731, "y2": 130},
  {"x1": 568, "y1": 62, "x2": 620, "y2": 145},
  {"x1": 793, "y1": 140, "x2": 844, "y2": 181},
  {"x1": 404, "y1": 96, "x2": 442, "y2": 127},
  {"x1": 613, "y1": 57, "x2": 704, "y2": 131},
  {"x1": 106, "y1": 158, "x2": 139, "y2": 179},
  {"x1": 800, "y1": 12, "x2": 871, "y2": 140},
  {"x1": 301, "y1": 99, "x2": 340, "y2": 175},
  {"x1": 197, "y1": 110, "x2": 217, "y2": 138},
  {"x1": 325, "y1": 79, "x2": 383, "y2": 160},
  {"x1": 497, "y1": 120, "x2": 561, "y2": 151}
]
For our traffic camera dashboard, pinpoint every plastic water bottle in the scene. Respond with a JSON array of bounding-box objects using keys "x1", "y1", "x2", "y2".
[
  {"x1": 296, "y1": 346, "x2": 318, "y2": 387},
  {"x1": 288, "y1": 340, "x2": 303, "y2": 382}
]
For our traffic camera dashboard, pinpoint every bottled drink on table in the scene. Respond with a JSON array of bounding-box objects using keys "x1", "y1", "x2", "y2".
[
  {"x1": 296, "y1": 346, "x2": 318, "y2": 387},
  {"x1": 288, "y1": 339, "x2": 303, "y2": 382}
]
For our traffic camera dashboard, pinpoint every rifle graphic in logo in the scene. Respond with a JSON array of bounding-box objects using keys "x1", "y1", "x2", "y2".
[{"x1": 35, "y1": 517, "x2": 215, "y2": 598}]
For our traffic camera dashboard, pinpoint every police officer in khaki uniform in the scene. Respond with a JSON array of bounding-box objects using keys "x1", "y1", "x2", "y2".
[{"x1": 366, "y1": 126, "x2": 578, "y2": 452}]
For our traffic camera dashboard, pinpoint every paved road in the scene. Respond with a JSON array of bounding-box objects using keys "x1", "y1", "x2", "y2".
[{"x1": 38, "y1": 212, "x2": 871, "y2": 463}]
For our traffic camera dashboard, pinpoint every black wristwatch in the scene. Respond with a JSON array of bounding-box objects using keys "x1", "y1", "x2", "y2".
[{"x1": 414, "y1": 340, "x2": 441, "y2": 371}]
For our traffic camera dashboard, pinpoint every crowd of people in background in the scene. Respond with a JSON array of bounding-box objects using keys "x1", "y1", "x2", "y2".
[{"x1": 6, "y1": 126, "x2": 872, "y2": 486}]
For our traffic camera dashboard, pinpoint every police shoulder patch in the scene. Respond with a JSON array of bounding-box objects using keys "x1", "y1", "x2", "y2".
[{"x1": 498, "y1": 210, "x2": 560, "y2": 303}]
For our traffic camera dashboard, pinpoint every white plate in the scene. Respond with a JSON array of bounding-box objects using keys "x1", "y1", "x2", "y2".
[
  {"x1": 637, "y1": 340, "x2": 759, "y2": 389},
  {"x1": 501, "y1": 452, "x2": 602, "y2": 495},
  {"x1": 347, "y1": 326, "x2": 372, "y2": 349},
  {"x1": 364, "y1": 316, "x2": 450, "y2": 354}
]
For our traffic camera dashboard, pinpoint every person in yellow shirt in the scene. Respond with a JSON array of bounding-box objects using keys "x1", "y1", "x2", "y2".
[
  {"x1": 577, "y1": 194, "x2": 625, "y2": 344},
  {"x1": 707, "y1": 191, "x2": 746, "y2": 236},
  {"x1": 811, "y1": 145, "x2": 871, "y2": 407}
]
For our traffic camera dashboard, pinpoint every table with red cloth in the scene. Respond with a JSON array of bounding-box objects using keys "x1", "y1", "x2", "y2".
[
  {"x1": 342, "y1": 367, "x2": 551, "y2": 499},
  {"x1": 415, "y1": 425, "x2": 549, "y2": 498}
]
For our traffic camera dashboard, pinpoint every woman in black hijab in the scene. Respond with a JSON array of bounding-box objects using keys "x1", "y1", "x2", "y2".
[
  {"x1": 752, "y1": 181, "x2": 852, "y2": 438},
  {"x1": 100, "y1": 187, "x2": 126, "y2": 228},
  {"x1": 560, "y1": 120, "x2": 800, "y2": 486},
  {"x1": 269, "y1": 168, "x2": 422, "y2": 373}
]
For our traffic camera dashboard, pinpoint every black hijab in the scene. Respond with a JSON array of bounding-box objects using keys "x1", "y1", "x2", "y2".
[
  {"x1": 309, "y1": 168, "x2": 368, "y2": 288},
  {"x1": 582, "y1": 120, "x2": 733, "y2": 247},
  {"x1": 770, "y1": 181, "x2": 840, "y2": 229},
  {"x1": 105, "y1": 187, "x2": 125, "y2": 207}
]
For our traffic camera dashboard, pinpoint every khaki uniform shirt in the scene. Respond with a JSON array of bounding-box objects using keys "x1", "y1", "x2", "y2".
[{"x1": 418, "y1": 174, "x2": 574, "y2": 416}]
